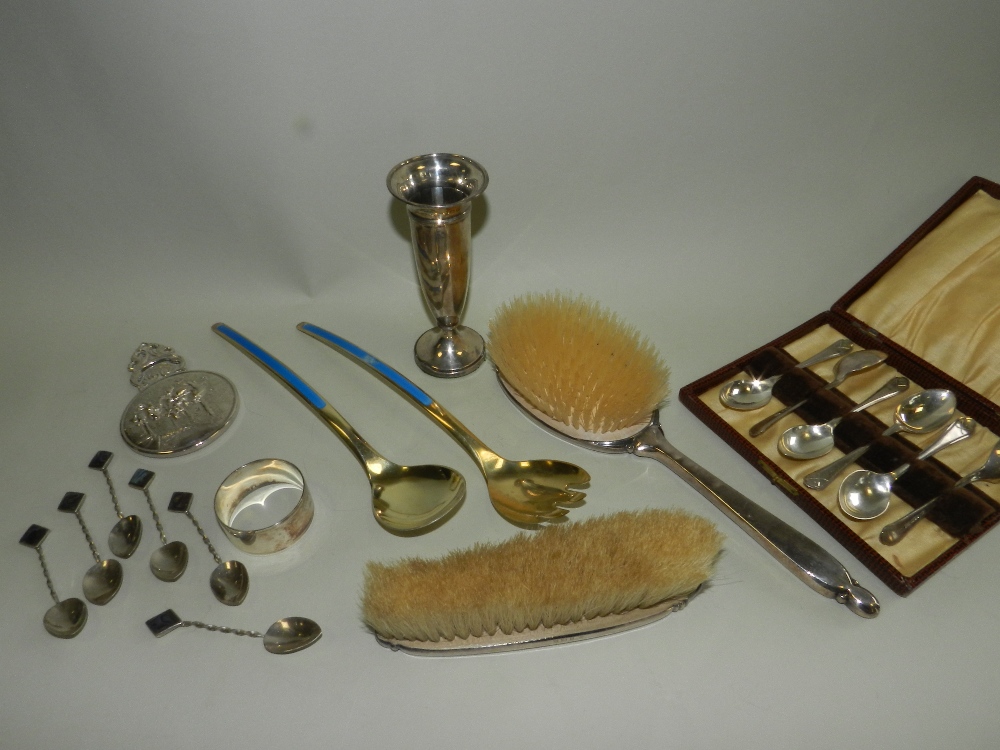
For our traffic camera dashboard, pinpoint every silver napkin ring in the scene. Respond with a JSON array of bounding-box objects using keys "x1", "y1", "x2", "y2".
[{"x1": 214, "y1": 459, "x2": 314, "y2": 554}]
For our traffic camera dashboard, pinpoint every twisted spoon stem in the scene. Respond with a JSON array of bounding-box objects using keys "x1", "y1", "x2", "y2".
[
  {"x1": 70, "y1": 511, "x2": 103, "y2": 564},
  {"x1": 184, "y1": 511, "x2": 222, "y2": 564},
  {"x1": 140, "y1": 488, "x2": 169, "y2": 545},
  {"x1": 183, "y1": 620, "x2": 263, "y2": 639},
  {"x1": 98, "y1": 466, "x2": 125, "y2": 519},
  {"x1": 35, "y1": 547, "x2": 61, "y2": 606}
]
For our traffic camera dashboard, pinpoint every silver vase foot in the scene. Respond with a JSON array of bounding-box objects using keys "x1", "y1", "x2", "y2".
[{"x1": 413, "y1": 325, "x2": 485, "y2": 378}]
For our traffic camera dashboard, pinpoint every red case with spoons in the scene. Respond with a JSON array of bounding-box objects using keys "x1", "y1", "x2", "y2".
[{"x1": 679, "y1": 176, "x2": 1000, "y2": 595}]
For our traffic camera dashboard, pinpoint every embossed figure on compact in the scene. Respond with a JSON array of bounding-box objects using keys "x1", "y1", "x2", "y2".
[{"x1": 120, "y1": 343, "x2": 239, "y2": 457}]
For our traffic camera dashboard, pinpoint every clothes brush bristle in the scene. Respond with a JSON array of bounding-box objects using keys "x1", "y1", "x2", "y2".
[
  {"x1": 488, "y1": 291, "x2": 670, "y2": 435},
  {"x1": 361, "y1": 509, "x2": 722, "y2": 643}
]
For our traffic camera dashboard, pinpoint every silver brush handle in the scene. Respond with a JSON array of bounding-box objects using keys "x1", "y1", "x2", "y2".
[{"x1": 631, "y1": 417, "x2": 879, "y2": 618}]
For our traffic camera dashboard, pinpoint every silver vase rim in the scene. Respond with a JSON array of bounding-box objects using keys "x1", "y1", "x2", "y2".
[{"x1": 386, "y1": 153, "x2": 489, "y2": 208}]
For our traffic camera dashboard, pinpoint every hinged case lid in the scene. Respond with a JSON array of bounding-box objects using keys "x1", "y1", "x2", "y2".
[{"x1": 833, "y1": 177, "x2": 1000, "y2": 410}]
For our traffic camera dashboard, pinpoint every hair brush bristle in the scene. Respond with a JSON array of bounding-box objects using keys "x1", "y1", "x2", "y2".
[
  {"x1": 488, "y1": 292, "x2": 670, "y2": 437},
  {"x1": 361, "y1": 509, "x2": 722, "y2": 643}
]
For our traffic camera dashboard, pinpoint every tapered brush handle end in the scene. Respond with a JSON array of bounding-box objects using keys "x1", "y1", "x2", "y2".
[{"x1": 838, "y1": 582, "x2": 880, "y2": 618}]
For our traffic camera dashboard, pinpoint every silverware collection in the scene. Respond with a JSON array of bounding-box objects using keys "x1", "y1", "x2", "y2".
[
  {"x1": 46, "y1": 154, "x2": 1000, "y2": 658},
  {"x1": 718, "y1": 340, "x2": 999, "y2": 544}
]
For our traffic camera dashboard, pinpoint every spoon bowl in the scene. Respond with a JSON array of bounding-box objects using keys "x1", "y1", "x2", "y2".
[
  {"x1": 210, "y1": 560, "x2": 250, "y2": 606},
  {"x1": 263, "y1": 617, "x2": 323, "y2": 654},
  {"x1": 150, "y1": 540, "x2": 189, "y2": 582},
  {"x1": 893, "y1": 390, "x2": 959, "y2": 432},
  {"x1": 83, "y1": 559, "x2": 124, "y2": 605},
  {"x1": 780, "y1": 424, "x2": 841, "y2": 459},
  {"x1": 373, "y1": 464, "x2": 466, "y2": 533},
  {"x1": 43, "y1": 598, "x2": 89, "y2": 639},
  {"x1": 108, "y1": 515, "x2": 143, "y2": 559},
  {"x1": 719, "y1": 339, "x2": 854, "y2": 410},
  {"x1": 839, "y1": 471, "x2": 897, "y2": 520},
  {"x1": 720, "y1": 375, "x2": 782, "y2": 410}
]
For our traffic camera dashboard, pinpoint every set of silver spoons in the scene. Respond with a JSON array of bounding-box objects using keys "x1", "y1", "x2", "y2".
[{"x1": 720, "y1": 344, "x2": 993, "y2": 537}]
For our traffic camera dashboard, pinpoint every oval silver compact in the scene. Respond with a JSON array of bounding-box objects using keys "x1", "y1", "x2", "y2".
[{"x1": 120, "y1": 343, "x2": 239, "y2": 457}]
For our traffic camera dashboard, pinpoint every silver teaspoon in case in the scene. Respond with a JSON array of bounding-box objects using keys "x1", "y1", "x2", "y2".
[
  {"x1": 838, "y1": 417, "x2": 976, "y2": 521},
  {"x1": 802, "y1": 389, "x2": 957, "y2": 491},
  {"x1": 719, "y1": 339, "x2": 854, "y2": 410},
  {"x1": 778, "y1": 376, "x2": 910, "y2": 460},
  {"x1": 747, "y1": 350, "x2": 888, "y2": 438},
  {"x1": 879, "y1": 438, "x2": 1000, "y2": 545}
]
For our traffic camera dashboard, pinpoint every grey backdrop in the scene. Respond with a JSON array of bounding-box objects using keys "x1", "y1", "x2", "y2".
[{"x1": 3, "y1": 1, "x2": 1000, "y2": 748}]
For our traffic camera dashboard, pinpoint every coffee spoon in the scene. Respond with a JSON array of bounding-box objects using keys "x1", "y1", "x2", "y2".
[
  {"x1": 57, "y1": 492, "x2": 124, "y2": 605},
  {"x1": 719, "y1": 339, "x2": 853, "y2": 410},
  {"x1": 20, "y1": 524, "x2": 88, "y2": 639},
  {"x1": 146, "y1": 609, "x2": 322, "y2": 655},
  {"x1": 803, "y1": 389, "x2": 957, "y2": 490},
  {"x1": 880, "y1": 439, "x2": 1000, "y2": 545},
  {"x1": 748, "y1": 350, "x2": 887, "y2": 438},
  {"x1": 88, "y1": 451, "x2": 143, "y2": 559},
  {"x1": 838, "y1": 417, "x2": 976, "y2": 520},
  {"x1": 129, "y1": 469, "x2": 189, "y2": 582},
  {"x1": 778, "y1": 376, "x2": 909, "y2": 459},
  {"x1": 168, "y1": 491, "x2": 249, "y2": 606}
]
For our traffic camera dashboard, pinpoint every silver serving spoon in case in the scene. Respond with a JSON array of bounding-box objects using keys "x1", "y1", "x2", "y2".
[
  {"x1": 838, "y1": 417, "x2": 976, "y2": 521},
  {"x1": 57, "y1": 492, "x2": 124, "y2": 605},
  {"x1": 747, "y1": 350, "x2": 888, "y2": 438},
  {"x1": 778, "y1": 376, "x2": 910, "y2": 459},
  {"x1": 20, "y1": 524, "x2": 88, "y2": 639},
  {"x1": 146, "y1": 609, "x2": 322, "y2": 655},
  {"x1": 88, "y1": 450, "x2": 143, "y2": 558},
  {"x1": 167, "y1": 491, "x2": 249, "y2": 606},
  {"x1": 879, "y1": 438, "x2": 1000, "y2": 545},
  {"x1": 129, "y1": 469, "x2": 189, "y2": 581},
  {"x1": 802, "y1": 389, "x2": 958, "y2": 490},
  {"x1": 719, "y1": 339, "x2": 854, "y2": 410}
]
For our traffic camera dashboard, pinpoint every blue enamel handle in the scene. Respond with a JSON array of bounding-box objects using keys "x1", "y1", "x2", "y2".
[
  {"x1": 212, "y1": 323, "x2": 327, "y2": 411},
  {"x1": 297, "y1": 323, "x2": 434, "y2": 408}
]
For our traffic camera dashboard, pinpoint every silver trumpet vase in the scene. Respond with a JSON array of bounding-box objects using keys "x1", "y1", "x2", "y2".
[{"x1": 387, "y1": 153, "x2": 488, "y2": 377}]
